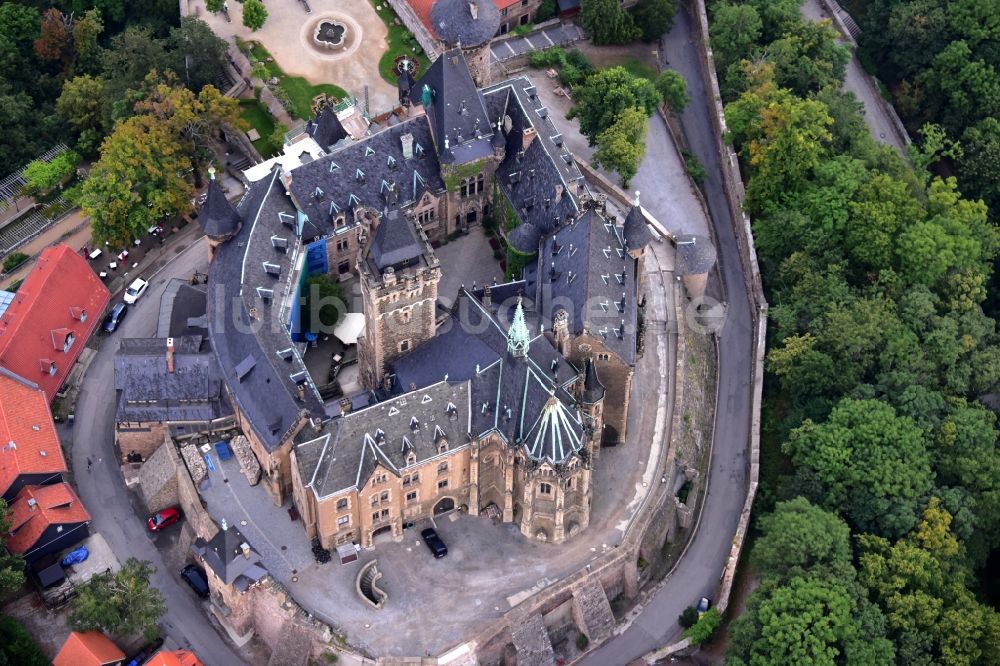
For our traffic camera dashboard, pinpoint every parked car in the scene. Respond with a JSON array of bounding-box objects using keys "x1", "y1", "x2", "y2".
[
  {"x1": 697, "y1": 596, "x2": 711, "y2": 617},
  {"x1": 179, "y1": 564, "x2": 209, "y2": 598},
  {"x1": 147, "y1": 507, "x2": 182, "y2": 532},
  {"x1": 420, "y1": 528, "x2": 448, "y2": 559},
  {"x1": 103, "y1": 302, "x2": 129, "y2": 333},
  {"x1": 123, "y1": 277, "x2": 148, "y2": 304}
]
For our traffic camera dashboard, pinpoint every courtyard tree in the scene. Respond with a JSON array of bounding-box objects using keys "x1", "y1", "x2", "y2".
[
  {"x1": 580, "y1": 0, "x2": 640, "y2": 45},
  {"x1": 101, "y1": 25, "x2": 172, "y2": 104},
  {"x1": 69, "y1": 558, "x2": 166, "y2": 641},
  {"x1": 569, "y1": 66, "x2": 659, "y2": 143},
  {"x1": 630, "y1": 0, "x2": 678, "y2": 43},
  {"x1": 593, "y1": 106, "x2": 648, "y2": 187},
  {"x1": 242, "y1": 0, "x2": 269, "y2": 32},
  {"x1": 168, "y1": 17, "x2": 230, "y2": 93},
  {"x1": 206, "y1": 0, "x2": 226, "y2": 12},
  {"x1": 301, "y1": 274, "x2": 346, "y2": 334},
  {"x1": 81, "y1": 114, "x2": 193, "y2": 247},
  {"x1": 655, "y1": 70, "x2": 689, "y2": 114}
]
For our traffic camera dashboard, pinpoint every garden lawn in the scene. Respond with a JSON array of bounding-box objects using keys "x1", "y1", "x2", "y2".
[
  {"x1": 368, "y1": 0, "x2": 431, "y2": 85},
  {"x1": 239, "y1": 99, "x2": 280, "y2": 157},
  {"x1": 237, "y1": 38, "x2": 349, "y2": 119}
]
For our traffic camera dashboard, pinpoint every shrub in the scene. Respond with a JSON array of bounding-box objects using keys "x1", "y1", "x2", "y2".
[
  {"x1": 576, "y1": 633, "x2": 590, "y2": 651},
  {"x1": 0, "y1": 616, "x2": 47, "y2": 666},
  {"x1": 682, "y1": 150, "x2": 706, "y2": 184},
  {"x1": 22, "y1": 151, "x2": 80, "y2": 194},
  {"x1": 684, "y1": 608, "x2": 720, "y2": 645},
  {"x1": 3, "y1": 253, "x2": 28, "y2": 274},
  {"x1": 678, "y1": 606, "x2": 699, "y2": 629}
]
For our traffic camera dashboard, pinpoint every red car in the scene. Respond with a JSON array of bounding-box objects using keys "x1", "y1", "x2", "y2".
[{"x1": 147, "y1": 507, "x2": 182, "y2": 532}]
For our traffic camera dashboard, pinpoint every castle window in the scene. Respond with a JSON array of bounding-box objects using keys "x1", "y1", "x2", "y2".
[
  {"x1": 399, "y1": 309, "x2": 412, "y2": 323},
  {"x1": 406, "y1": 452, "x2": 416, "y2": 466},
  {"x1": 380, "y1": 491, "x2": 389, "y2": 503},
  {"x1": 598, "y1": 353, "x2": 610, "y2": 361},
  {"x1": 381, "y1": 509, "x2": 390, "y2": 518},
  {"x1": 370, "y1": 495, "x2": 379, "y2": 507},
  {"x1": 406, "y1": 490, "x2": 418, "y2": 502},
  {"x1": 437, "y1": 461, "x2": 448, "y2": 474},
  {"x1": 371, "y1": 512, "x2": 379, "y2": 522},
  {"x1": 539, "y1": 482, "x2": 553, "y2": 495},
  {"x1": 336, "y1": 498, "x2": 348, "y2": 510},
  {"x1": 338, "y1": 515, "x2": 350, "y2": 526},
  {"x1": 438, "y1": 442, "x2": 448, "y2": 454},
  {"x1": 460, "y1": 180, "x2": 468, "y2": 198},
  {"x1": 399, "y1": 339, "x2": 410, "y2": 352},
  {"x1": 476, "y1": 174, "x2": 485, "y2": 194},
  {"x1": 437, "y1": 479, "x2": 449, "y2": 489},
  {"x1": 336, "y1": 239, "x2": 349, "y2": 252}
]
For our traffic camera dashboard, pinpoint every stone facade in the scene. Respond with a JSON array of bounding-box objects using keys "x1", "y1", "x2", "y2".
[
  {"x1": 496, "y1": 0, "x2": 543, "y2": 35},
  {"x1": 558, "y1": 333, "x2": 633, "y2": 446}
]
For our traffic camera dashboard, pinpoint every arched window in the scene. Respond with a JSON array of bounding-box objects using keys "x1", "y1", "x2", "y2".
[{"x1": 539, "y1": 482, "x2": 552, "y2": 495}]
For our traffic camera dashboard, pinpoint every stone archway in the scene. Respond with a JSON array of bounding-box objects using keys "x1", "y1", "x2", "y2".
[
  {"x1": 371, "y1": 524, "x2": 393, "y2": 544},
  {"x1": 433, "y1": 497, "x2": 456, "y2": 515}
]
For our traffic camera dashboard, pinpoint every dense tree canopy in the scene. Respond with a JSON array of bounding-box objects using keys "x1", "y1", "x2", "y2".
[
  {"x1": 69, "y1": 558, "x2": 166, "y2": 641},
  {"x1": 580, "y1": 0, "x2": 640, "y2": 45}
]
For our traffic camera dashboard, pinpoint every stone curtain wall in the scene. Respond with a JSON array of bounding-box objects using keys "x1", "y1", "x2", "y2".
[{"x1": 685, "y1": 0, "x2": 766, "y2": 616}]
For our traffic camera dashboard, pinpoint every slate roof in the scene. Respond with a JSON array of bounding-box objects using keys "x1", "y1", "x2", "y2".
[
  {"x1": 388, "y1": 290, "x2": 584, "y2": 464},
  {"x1": 535, "y1": 207, "x2": 640, "y2": 365},
  {"x1": 208, "y1": 167, "x2": 324, "y2": 452},
  {"x1": 198, "y1": 178, "x2": 242, "y2": 239},
  {"x1": 582, "y1": 357, "x2": 605, "y2": 404},
  {"x1": 368, "y1": 209, "x2": 426, "y2": 273},
  {"x1": 296, "y1": 380, "x2": 471, "y2": 498},
  {"x1": 0, "y1": 368, "x2": 67, "y2": 497},
  {"x1": 7, "y1": 482, "x2": 91, "y2": 556},
  {"x1": 306, "y1": 105, "x2": 348, "y2": 152},
  {"x1": 192, "y1": 523, "x2": 266, "y2": 588},
  {"x1": 0, "y1": 244, "x2": 110, "y2": 400},
  {"x1": 675, "y1": 234, "x2": 717, "y2": 275},
  {"x1": 288, "y1": 116, "x2": 445, "y2": 228},
  {"x1": 416, "y1": 50, "x2": 495, "y2": 164},
  {"x1": 430, "y1": 0, "x2": 501, "y2": 48},
  {"x1": 114, "y1": 336, "x2": 232, "y2": 424},
  {"x1": 623, "y1": 202, "x2": 653, "y2": 252},
  {"x1": 157, "y1": 280, "x2": 209, "y2": 339},
  {"x1": 54, "y1": 631, "x2": 125, "y2": 666}
]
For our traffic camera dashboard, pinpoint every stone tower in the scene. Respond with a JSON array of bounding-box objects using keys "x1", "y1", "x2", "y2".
[
  {"x1": 429, "y1": 0, "x2": 500, "y2": 87},
  {"x1": 197, "y1": 167, "x2": 242, "y2": 262},
  {"x1": 357, "y1": 209, "x2": 441, "y2": 390}
]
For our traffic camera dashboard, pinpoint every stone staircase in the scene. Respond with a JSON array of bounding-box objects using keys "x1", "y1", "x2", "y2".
[
  {"x1": 511, "y1": 612, "x2": 555, "y2": 666},
  {"x1": 356, "y1": 559, "x2": 387, "y2": 609},
  {"x1": 572, "y1": 578, "x2": 616, "y2": 645}
]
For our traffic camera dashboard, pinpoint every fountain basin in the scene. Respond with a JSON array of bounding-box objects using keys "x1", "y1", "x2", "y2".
[{"x1": 314, "y1": 21, "x2": 347, "y2": 50}]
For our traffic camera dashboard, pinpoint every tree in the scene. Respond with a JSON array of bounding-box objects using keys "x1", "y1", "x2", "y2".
[
  {"x1": 784, "y1": 398, "x2": 933, "y2": 537},
  {"x1": 33, "y1": 8, "x2": 74, "y2": 72},
  {"x1": 593, "y1": 107, "x2": 647, "y2": 187},
  {"x1": 569, "y1": 67, "x2": 659, "y2": 142},
  {"x1": 72, "y1": 9, "x2": 105, "y2": 75},
  {"x1": 301, "y1": 274, "x2": 346, "y2": 334},
  {"x1": 0, "y1": 501, "x2": 25, "y2": 596},
  {"x1": 0, "y1": 616, "x2": 48, "y2": 666},
  {"x1": 957, "y1": 117, "x2": 1000, "y2": 215},
  {"x1": 751, "y1": 498, "x2": 853, "y2": 584},
  {"x1": 0, "y1": 87, "x2": 45, "y2": 168},
  {"x1": 709, "y1": 3, "x2": 762, "y2": 72},
  {"x1": 535, "y1": 0, "x2": 558, "y2": 23},
  {"x1": 655, "y1": 70, "x2": 689, "y2": 113},
  {"x1": 630, "y1": 0, "x2": 677, "y2": 43},
  {"x1": 206, "y1": 0, "x2": 226, "y2": 12},
  {"x1": 101, "y1": 26, "x2": 171, "y2": 104},
  {"x1": 22, "y1": 151, "x2": 80, "y2": 194},
  {"x1": 767, "y1": 19, "x2": 850, "y2": 97},
  {"x1": 81, "y1": 114, "x2": 194, "y2": 247},
  {"x1": 678, "y1": 606, "x2": 699, "y2": 629},
  {"x1": 57, "y1": 75, "x2": 111, "y2": 155},
  {"x1": 242, "y1": 0, "x2": 269, "y2": 32},
  {"x1": 69, "y1": 558, "x2": 165, "y2": 641},
  {"x1": 0, "y1": 4, "x2": 41, "y2": 88},
  {"x1": 684, "y1": 608, "x2": 721, "y2": 645},
  {"x1": 169, "y1": 17, "x2": 229, "y2": 93},
  {"x1": 580, "y1": 0, "x2": 640, "y2": 45}
]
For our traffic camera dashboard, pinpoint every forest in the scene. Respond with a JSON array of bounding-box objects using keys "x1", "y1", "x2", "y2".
[{"x1": 708, "y1": 0, "x2": 1000, "y2": 664}]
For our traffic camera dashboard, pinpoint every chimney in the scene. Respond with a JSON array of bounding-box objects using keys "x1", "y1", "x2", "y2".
[
  {"x1": 483, "y1": 285, "x2": 492, "y2": 308},
  {"x1": 312, "y1": 417, "x2": 324, "y2": 433},
  {"x1": 297, "y1": 384, "x2": 306, "y2": 401},
  {"x1": 27, "y1": 498, "x2": 37, "y2": 511},
  {"x1": 166, "y1": 337, "x2": 175, "y2": 374},
  {"x1": 400, "y1": 133, "x2": 414, "y2": 159},
  {"x1": 240, "y1": 542, "x2": 251, "y2": 559},
  {"x1": 522, "y1": 127, "x2": 537, "y2": 150},
  {"x1": 555, "y1": 184, "x2": 564, "y2": 203},
  {"x1": 339, "y1": 397, "x2": 353, "y2": 415}
]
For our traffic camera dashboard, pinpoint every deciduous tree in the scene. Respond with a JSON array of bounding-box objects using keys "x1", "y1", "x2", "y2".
[
  {"x1": 569, "y1": 67, "x2": 659, "y2": 142},
  {"x1": 593, "y1": 107, "x2": 648, "y2": 187},
  {"x1": 242, "y1": 0, "x2": 269, "y2": 32},
  {"x1": 630, "y1": 0, "x2": 677, "y2": 43},
  {"x1": 580, "y1": 0, "x2": 640, "y2": 45},
  {"x1": 69, "y1": 558, "x2": 166, "y2": 641},
  {"x1": 33, "y1": 8, "x2": 74, "y2": 72},
  {"x1": 655, "y1": 70, "x2": 689, "y2": 113}
]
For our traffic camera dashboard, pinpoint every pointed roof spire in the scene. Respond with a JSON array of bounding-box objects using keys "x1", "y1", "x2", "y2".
[
  {"x1": 633, "y1": 190, "x2": 640, "y2": 206},
  {"x1": 582, "y1": 358, "x2": 605, "y2": 404},
  {"x1": 623, "y1": 193, "x2": 652, "y2": 252},
  {"x1": 507, "y1": 296, "x2": 530, "y2": 358},
  {"x1": 198, "y1": 173, "x2": 242, "y2": 240}
]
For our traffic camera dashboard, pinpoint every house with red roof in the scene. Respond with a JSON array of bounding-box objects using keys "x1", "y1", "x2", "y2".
[
  {"x1": 53, "y1": 630, "x2": 126, "y2": 666},
  {"x1": 145, "y1": 649, "x2": 205, "y2": 666},
  {"x1": 0, "y1": 243, "x2": 110, "y2": 401},
  {"x1": 6, "y1": 481, "x2": 90, "y2": 564},
  {"x1": 0, "y1": 367, "x2": 68, "y2": 502}
]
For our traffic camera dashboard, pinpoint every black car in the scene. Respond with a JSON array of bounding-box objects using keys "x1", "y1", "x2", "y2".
[
  {"x1": 420, "y1": 528, "x2": 448, "y2": 559},
  {"x1": 180, "y1": 564, "x2": 209, "y2": 598},
  {"x1": 103, "y1": 302, "x2": 129, "y2": 333}
]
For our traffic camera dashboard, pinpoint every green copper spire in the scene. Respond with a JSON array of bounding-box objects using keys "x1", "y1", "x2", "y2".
[{"x1": 507, "y1": 296, "x2": 530, "y2": 358}]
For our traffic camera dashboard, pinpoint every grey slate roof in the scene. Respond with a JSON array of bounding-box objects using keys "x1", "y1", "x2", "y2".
[
  {"x1": 208, "y1": 167, "x2": 324, "y2": 451},
  {"x1": 192, "y1": 523, "x2": 266, "y2": 587},
  {"x1": 288, "y1": 116, "x2": 445, "y2": 229},
  {"x1": 623, "y1": 203, "x2": 653, "y2": 251},
  {"x1": 535, "y1": 207, "x2": 640, "y2": 365},
  {"x1": 416, "y1": 50, "x2": 495, "y2": 164},
  {"x1": 306, "y1": 105, "x2": 348, "y2": 152},
  {"x1": 675, "y1": 234, "x2": 717, "y2": 275},
  {"x1": 582, "y1": 357, "x2": 605, "y2": 404},
  {"x1": 157, "y1": 280, "x2": 208, "y2": 339},
  {"x1": 198, "y1": 178, "x2": 242, "y2": 239},
  {"x1": 368, "y1": 209, "x2": 425, "y2": 272},
  {"x1": 389, "y1": 290, "x2": 584, "y2": 464},
  {"x1": 430, "y1": 0, "x2": 500, "y2": 48},
  {"x1": 295, "y1": 381, "x2": 471, "y2": 499},
  {"x1": 114, "y1": 336, "x2": 232, "y2": 424},
  {"x1": 509, "y1": 222, "x2": 542, "y2": 254}
]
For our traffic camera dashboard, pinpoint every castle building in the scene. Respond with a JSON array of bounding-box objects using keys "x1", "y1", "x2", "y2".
[{"x1": 201, "y1": 50, "x2": 653, "y2": 543}]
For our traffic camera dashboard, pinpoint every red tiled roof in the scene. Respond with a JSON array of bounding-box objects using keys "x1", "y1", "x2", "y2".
[
  {"x1": 53, "y1": 631, "x2": 125, "y2": 666},
  {"x1": 0, "y1": 370, "x2": 67, "y2": 496},
  {"x1": 0, "y1": 244, "x2": 110, "y2": 401},
  {"x1": 145, "y1": 649, "x2": 205, "y2": 666},
  {"x1": 408, "y1": 0, "x2": 517, "y2": 34},
  {"x1": 6, "y1": 482, "x2": 90, "y2": 555}
]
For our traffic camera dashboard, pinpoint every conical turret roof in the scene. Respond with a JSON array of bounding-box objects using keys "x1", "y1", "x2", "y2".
[
  {"x1": 582, "y1": 358, "x2": 605, "y2": 404},
  {"x1": 198, "y1": 172, "x2": 242, "y2": 240},
  {"x1": 624, "y1": 191, "x2": 653, "y2": 251}
]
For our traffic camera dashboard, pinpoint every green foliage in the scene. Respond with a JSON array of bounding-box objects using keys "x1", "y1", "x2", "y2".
[
  {"x1": 242, "y1": 0, "x2": 268, "y2": 31},
  {"x1": 505, "y1": 245, "x2": 536, "y2": 281},
  {"x1": 0, "y1": 616, "x2": 47, "y2": 666},
  {"x1": 678, "y1": 606, "x2": 699, "y2": 629},
  {"x1": 535, "y1": 0, "x2": 559, "y2": 23},
  {"x1": 684, "y1": 608, "x2": 721, "y2": 645},
  {"x1": 655, "y1": 70, "x2": 689, "y2": 113},
  {"x1": 302, "y1": 274, "x2": 346, "y2": 333},
  {"x1": 630, "y1": 0, "x2": 678, "y2": 43},
  {"x1": 682, "y1": 150, "x2": 705, "y2": 184},
  {"x1": 2, "y1": 253, "x2": 28, "y2": 274},
  {"x1": 22, "y1": 151, "x2": 80, "y2": 194},
  {"x1": 569, "y1": 67, "x2": 659, "y2": 143},
  {"x1": 69, "y1": 558, "x2": 166, "y2": 641},
  {"x1": 593, "y1": 106, "x2": 648, "y2": 187},
  {"x1": 240, "y1": 99, "x2": 279, "y2": 157},
  {"x1": 368, "y1": 0, "x2": 432, "y2": 86},
  {"x1": 169, "y1": 17, "x2": 230, "y2": 93},
  {"x1": 580, "y1": 0, "x2": 641, "y2": 45},
  {"x1": 206, "y1": 0, "x2": 225, "y2": 12},
  {"x1": 575, "y1": 633, "x2": 589, "y2": 651},
  {"x1": 527, "y1": 48, "x2": 593, "y2": 87},
  {"x1": 244, "y1": 40, "x2": 349, "y2": 118},
  {"x1": 58, "y1": 75, "x2": 111, "y2": 155}
]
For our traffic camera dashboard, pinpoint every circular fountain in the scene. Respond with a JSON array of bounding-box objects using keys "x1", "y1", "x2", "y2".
[
  {"x1": 314, "y1": 20, "x2": 348, "y2": 50},
  {"x1": 300, "y1": 13, "x2": 363, "y2": 61}
]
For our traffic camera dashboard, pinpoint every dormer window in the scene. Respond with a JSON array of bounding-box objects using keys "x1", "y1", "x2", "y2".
[
  {"x1": 406, "y1": 452, "x2": 416, "y2": 465},
  {"x1": 262, "y1": 262, "x2": 281, "y2": 276},
  {"x1": 387, "y1": 155, "x2": 397, "y2": 168},
  {"x1": 39, "y1": 359, "x2": 56, "y2": 376},
  {"x1": 438, "y1": 441, "x2": 448, "y2": 454},
  {"x1": 256, "y1": 287, "x2": 274, "y2": 302},
  {"x1": 365, "y1": 146, "x2": 375, "y2": 156},
  {"x1": 356, "y1": 168, "x2": 365, "y2": 182},
  {"x1": 329, "y1": 161, "x2": 340, "y2": 172}
]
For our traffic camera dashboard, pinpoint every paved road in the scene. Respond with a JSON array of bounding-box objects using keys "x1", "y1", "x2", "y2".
[
  {"x1": 67, "y1": 239, "x2": 246, "y2": 665},
  {"x1": 579, "y1": 5, "x2": 755, "y2": 664},
  {"x1": 801, "y1": 0, "x2": 908, "y2": 153}
]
